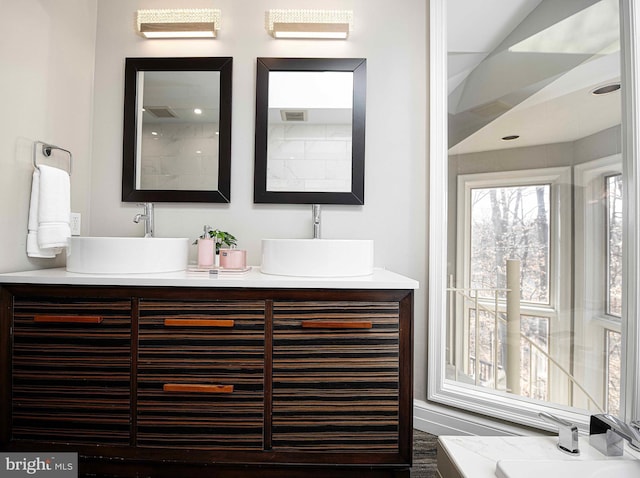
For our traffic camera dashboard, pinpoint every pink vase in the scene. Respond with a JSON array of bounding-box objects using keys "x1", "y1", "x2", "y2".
[{"x1": 197, "y1": 238, "x2": 215, "y2": 268}]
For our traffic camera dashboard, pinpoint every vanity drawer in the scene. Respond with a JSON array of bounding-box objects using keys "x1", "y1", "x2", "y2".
[
  {"x1": 11, "y1": 298, "x2": 132, "y2": 445},
  {"x1": 272, "y1": 301, "x2": 400, "y2": 452},
  {"x1": 136, "y1": 300, "x2": 265, "y2": 450}
]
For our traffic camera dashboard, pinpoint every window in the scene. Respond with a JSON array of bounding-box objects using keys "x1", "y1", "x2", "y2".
[
  {"x1": 470, "y1": 185, "x2": 550, "y2": 304},
  {"x1": 606, "y1": 174, "x2": 623, "y2": 318},
  {"x1": 574, "y1": 158, "x2": 623, "y2": 415},
  {"x1": 606, "y1": 329, "x2": 622, "y2": 416},
  {"x1": 449, "y1": 168, "x2": 572, "y2": 410},
  {"x1": 604, "y1": 172, "x2": 623, "y2": 415},
  {"x1": 428, "y1": 0, "x2": 639, "y2": 432},
  {"x1": 445, "y1": 162, "x2": 623, "y2": 418},
  {"x1": 467, "y1": 184, "x2": 552, "y2": 399}
]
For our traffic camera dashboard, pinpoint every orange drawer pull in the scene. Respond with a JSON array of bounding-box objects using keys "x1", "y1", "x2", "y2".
[
  {"x1": 301, "y1": 321, "x2": 372, "y2": 329},
  {"x1": 163, "y1": 319, "x2": 235, "y2": 328},
  {"x1": 34, "y1": 315, "x2": 103, "y2": 324},
  {"x1": 163, "y1": 384, "x2": 234, "y2": 394}
]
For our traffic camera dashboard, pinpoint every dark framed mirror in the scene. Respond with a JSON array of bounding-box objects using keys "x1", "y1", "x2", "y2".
[
  {"x1": 122, "y1": 57, "x2": 232, "y2": 202},
  {"x1": 254, "y1": 57, "x2": 366, "y2": 204}
]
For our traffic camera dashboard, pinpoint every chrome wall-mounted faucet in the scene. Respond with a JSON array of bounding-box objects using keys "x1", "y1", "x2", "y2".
[
  {"x1": 589, "y1": 414, "x2": 640, "y2": 456},
  {"x1": 312, "y1": 204, "x2": 321, "y2": 239},
  {"x1": 133, "y1": 202, "x2": 154, "y2": 237},
  {"x1": 538, "y1": 412, "x2": 580, "y2": 456}
]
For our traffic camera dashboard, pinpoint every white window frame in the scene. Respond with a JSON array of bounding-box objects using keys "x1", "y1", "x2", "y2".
[
  {"x1": 455, "y1": 168, "x2": 572, "y2": 406},
  {"x1": 427, "y1": 0, "x2": 640, "y2": 430},
  {"x1": 574, "y1": 155, "x2": 623, "y2": 411}
]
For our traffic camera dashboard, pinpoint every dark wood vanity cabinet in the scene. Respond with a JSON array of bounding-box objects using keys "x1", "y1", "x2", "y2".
[
  {"x1": 10, "y1": 297, "x2": 132, "y2": 446},
  {"x1": 0, "y1": 285, "x2": 413, "y2": 477},
  {"x1": 272, "y1": 301, "x2": 401, "y2": 452},
  {"x1": 137, "y1": 300, "x2": 265, "y2": 450}
]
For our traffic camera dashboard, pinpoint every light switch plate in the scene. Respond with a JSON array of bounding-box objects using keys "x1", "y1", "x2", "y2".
[{"x1": 70, "y1": 212, "x2": 81, "y2": 236}]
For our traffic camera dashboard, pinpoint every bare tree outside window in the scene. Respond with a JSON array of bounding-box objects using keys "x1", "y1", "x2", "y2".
[
  {"x1": 605, "y1": 174, "x2": 622, "y2": 416},
  {"x1": 470, "y1": 185, "x2": 550, "y2": 304},
  {"x1": 467, "y1": 185, "x2": 551, "y2": 399},
  {"x1": 520, "y1": 315, "x2": 549, "y2": 401},
  {"x1": 606, "y1": 329, "x2": 621, "y2": 416},
  {"x1": 606, "y1": 174, "x2": 623, "y2": 317}
]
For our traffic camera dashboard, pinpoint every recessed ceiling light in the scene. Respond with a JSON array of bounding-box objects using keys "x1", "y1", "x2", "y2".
[
  {"x1": 592, "y1": 83, "x2": 621, "y2": 95},
  {"x1": 194, "y1": 108, "x2": 203, "y2": 114},
  {"x1": 151, "y1": 131, "x2": 158, "y2": 136},
  {"x1": 502, "y1": 135, "x2": 520, "y2": 141}
]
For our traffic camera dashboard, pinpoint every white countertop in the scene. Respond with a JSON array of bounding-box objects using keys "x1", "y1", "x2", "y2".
[
  {"x1": 0, "y1": 267, "x2": 419, "y2": 290},
  {"x1": 438, "y1": 435, "x2": 640, "y2": 478}
]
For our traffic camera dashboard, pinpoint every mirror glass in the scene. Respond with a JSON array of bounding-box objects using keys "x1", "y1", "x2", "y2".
[
  {"x1": 436, "y1": 0, "x2": 624, "y2": 420},
  {"x1": 138, "y1": 71, "x2": 220, "y2": 191},
  {"x1": 254, "y1": 58, "x2": 366, "y2": 204},
  {"x1": 122, "y1": 57, "x2": 232, "y2": 203},
  {"x1": 267, "y1": 71, "x2": 353, "y2": 193}
]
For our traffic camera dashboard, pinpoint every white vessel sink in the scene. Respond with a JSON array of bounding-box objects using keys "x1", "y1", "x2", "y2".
[
  {"x1": 66, "y1": 237, "x2": 189, "y2": 274},
  {"x1": 496, "y1": 459, "x2": 640, "y2": 478},
  {"x1": 261, "y1": 238, "x2": 374, "y2": 277}
]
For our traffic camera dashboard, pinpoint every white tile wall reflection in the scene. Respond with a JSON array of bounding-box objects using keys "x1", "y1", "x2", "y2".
[
  {"x1": 140, "y1": 123, "x2": 219, "y2": 190},
  {"x1": 267, "y1": 123, "x2": 352, "y2": 192}
]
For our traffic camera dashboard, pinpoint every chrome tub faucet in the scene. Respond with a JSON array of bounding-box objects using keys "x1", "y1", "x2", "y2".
[{"x1": 590, "y1": 414, "x2": 640, "y2": 456}]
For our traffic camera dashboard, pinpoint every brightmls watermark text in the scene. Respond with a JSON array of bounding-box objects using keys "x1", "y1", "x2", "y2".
[{"x1": 1, "y1": 454, "x2": 77, "y2": 478}]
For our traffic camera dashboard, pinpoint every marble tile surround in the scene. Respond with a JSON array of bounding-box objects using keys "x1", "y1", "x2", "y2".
[
  {"x1": 267, "y1": 123, "x2": 352, "y2": 192},
  {"x1": 140, "y1": 122, "x2": 219, "y2": 190}
]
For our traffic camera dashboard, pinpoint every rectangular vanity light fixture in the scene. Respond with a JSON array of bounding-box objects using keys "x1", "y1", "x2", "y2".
[
  {"x1": 136, "y1": 9, "x2": 221, "y2": 38},
  {"x1": 266, "y1": 9, "x2": 353, "y2": 39}
]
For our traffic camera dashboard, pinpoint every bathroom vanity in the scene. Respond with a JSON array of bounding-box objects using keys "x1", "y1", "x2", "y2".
[{"x1": 0, "y1": 268, "x2": 417, "y2": 478}]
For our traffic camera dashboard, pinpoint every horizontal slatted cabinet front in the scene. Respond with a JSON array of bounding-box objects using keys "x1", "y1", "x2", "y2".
[
  {"x1": 136, "y1": 300, "x2": 265, "y2": 450},
  {"x1": 272, "y1": 301, "x2": 400, "y2": 452},
  {"x1": 11, "y1": 297, "x2": 131, "y2": 445}
]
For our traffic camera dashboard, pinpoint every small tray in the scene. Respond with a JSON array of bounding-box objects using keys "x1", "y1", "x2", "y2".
[
  {"x1": 187, "y1": 266, "x2": 252, "y2": 274},
  {"x1": 215, "y1": 266, "x2": 252, "y2": 274}
]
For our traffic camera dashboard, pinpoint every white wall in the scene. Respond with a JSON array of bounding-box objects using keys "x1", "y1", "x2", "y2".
[{"x1": 0, "y1": 0, "x2": 97, "y2": 273}]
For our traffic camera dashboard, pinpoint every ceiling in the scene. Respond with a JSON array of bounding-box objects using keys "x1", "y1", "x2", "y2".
[
  {"x1": 142, "y1": 71, "x2": 221, "y2": 125},
  {"x1": 448, "y1": 0, "x2": 621, "y2": 155}
]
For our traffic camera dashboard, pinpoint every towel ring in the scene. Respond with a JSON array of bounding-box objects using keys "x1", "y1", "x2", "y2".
[{"x1": 33, "y1": 141, "x2": 72, "y2": 176}]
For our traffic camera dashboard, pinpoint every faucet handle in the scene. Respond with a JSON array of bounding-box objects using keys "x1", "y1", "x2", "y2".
[{"x1": 539, "y1": 412, "x2": 580, "y2": 456}]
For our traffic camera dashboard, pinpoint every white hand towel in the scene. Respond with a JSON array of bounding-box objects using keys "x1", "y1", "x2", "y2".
[
  {"x1": 26, "y1": 165, "x2": 70, "y2": 258},
  {"x1": 27, "y1": 170, "x2": 58, "y2": 258}
]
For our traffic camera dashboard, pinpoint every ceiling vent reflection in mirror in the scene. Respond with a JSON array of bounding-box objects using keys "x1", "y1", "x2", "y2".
[
  {"x1": 136, "y1": 9, "x2": 221, "y2": 39},
  {"x1": 265, "y1": 9, "x2": 353, "y2": 39},
  {"x1": 280, "y1": 110, "x2": 307, "y2": 122}
]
